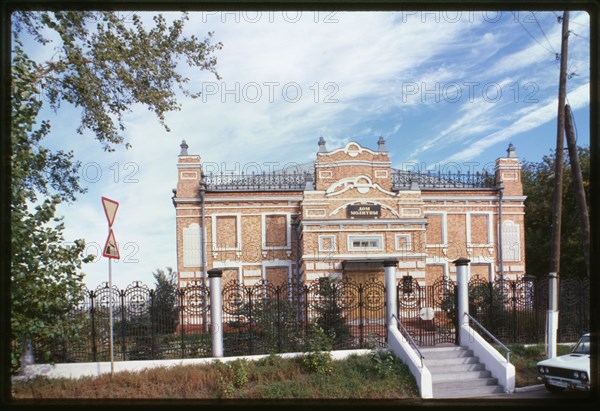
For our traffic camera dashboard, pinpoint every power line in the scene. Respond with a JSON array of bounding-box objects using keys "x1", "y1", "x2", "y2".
[
  {"x1": 532, "y1": 12, "x2": 557, "y2": 53},
  {"x1": 570, "y1": 31, "x2": 590, "y2": 41},
  {"x1": 511, "y1": 11, "x2": 556, "y2": 56}
]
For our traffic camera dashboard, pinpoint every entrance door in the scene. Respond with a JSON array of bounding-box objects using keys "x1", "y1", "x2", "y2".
[
  {"x1": 351, "y1": 270, "x2": 383, "y2": 285},
  {"x1": 345, "y1": 270, "x2": 384, "y2": 321},
  {"x1": 397, "y1": 276, "x2": 457, "y2": 346}
]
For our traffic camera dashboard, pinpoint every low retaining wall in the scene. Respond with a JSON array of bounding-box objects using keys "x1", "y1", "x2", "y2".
[
  {"x1": 20, "y1": 349, "x2": 371, "y2": 380},
  {"x1": 460, "y1": 325, "x2": 515, "y2": 393},
  {"x1": 387, "y1": 326, "x2": 433, "y2": 399}
]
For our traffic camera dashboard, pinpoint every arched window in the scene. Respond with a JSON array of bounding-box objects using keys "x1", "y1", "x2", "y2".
[
  {"x1": 183, "y1": 223, "x2": 202, "y2": 267},
  {"x1": 501, "y1": 221, "x2": 520, "y2": 261}
]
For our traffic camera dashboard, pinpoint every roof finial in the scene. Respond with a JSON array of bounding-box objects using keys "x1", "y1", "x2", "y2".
[
  {"x1": 179, "y1": 139, "x2": 189, "y2": 156},
  {"x1": 377, "y1": 136, "x2": 387, "y2": 152},
  {"x1": 318, "y1": 136, "x2": 327, "y2": 153},
  {"x1": 507, "y1": 142, "x2": 516, "y2": 158}
]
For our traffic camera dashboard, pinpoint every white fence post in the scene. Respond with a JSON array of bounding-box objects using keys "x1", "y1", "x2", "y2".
[
  {"x1": 208, "y1": 268, "x2": 223, "y2": 357},
  {"x1": 384, "y1": 260, "x2": 398, "y2": 330},
  {"x1": 454, "y1": 257, "x2": 470, "y2": 345}
]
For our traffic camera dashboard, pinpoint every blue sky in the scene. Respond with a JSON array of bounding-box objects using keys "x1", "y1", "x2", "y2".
[{"x1": 17, "y1": 10, "x2": 591, "y2": 289}]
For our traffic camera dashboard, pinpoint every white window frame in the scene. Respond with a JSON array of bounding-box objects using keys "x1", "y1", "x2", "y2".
[
  {"x1": 424, "y1": 212, "x2": 447, "y2": 246},
  {"x1": 318, "y1": 235, "x2": 337, "y2": 252},
  {"x1": 262, "y1": 213, "x2": 291, "y2": 250},
  {"x1": 467, "y1": 212, "x2": 493, "y2": 246},
  {"x1": 211, "y1": 214, "x2": 242, "y2": 252},
  {"x1": 348, "y1": 234, "x2": 384, "y2": 251},
  {"x1": 183, "y1": 223, "x2": 202, "y2": 267},
  {"x1": 395, "y1": 234, "x2": 412, "y2": 251},
  {"x1": 501, "y1": 220, "x2": 521, "y2": 262}
]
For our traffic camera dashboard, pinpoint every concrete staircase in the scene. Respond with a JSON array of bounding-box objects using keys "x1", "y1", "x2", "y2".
[{"x1": 420, "y1": 345, "x2": 506, "y2": 398}]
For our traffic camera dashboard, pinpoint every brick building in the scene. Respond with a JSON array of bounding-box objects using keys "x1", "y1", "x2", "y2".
[{"x1": 172, "y1": 138, "x2": 525, "y2": 290}]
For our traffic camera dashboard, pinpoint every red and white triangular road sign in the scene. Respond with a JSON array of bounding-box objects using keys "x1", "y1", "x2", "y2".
[
  {"x1": 102, "y1": 197, "x2": 119, "y2": 227},
  {"x1": 103, "y1": 229, "x2": 120, "y2": 259}
]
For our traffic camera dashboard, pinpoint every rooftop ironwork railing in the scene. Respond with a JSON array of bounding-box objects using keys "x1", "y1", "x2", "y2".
[
  {"x1": 203, "y1": 171, "x2": 312, "y2": 192},
  {"x1": 391, "y1": 170, "x2": 496, "y2": 190}
]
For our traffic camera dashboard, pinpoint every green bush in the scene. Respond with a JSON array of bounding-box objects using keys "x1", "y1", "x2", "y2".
[{"x1": 301, "y1": 324, "x2": 333, "y2": 375}]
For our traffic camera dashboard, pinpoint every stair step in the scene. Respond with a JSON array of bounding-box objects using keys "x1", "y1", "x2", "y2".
[
  {"x1": 427, "y1": 362, "x2": 485, "y2": 373},
  {"x1": 420, "y1": 345, "x2": 466, "y2": 352},
  {"x1": 421, "y1": 348, "x2": 474, "y2": 360},
  {"x1": 433, "y1": 377, "x2": 498, "y2": 390},
  {"x1": 433, "y1": 384, "x2": 505, "y2": 398},
  {"x1": 432, "y1": 370, "x2": 492, "y2": 382},
  {"x1": 420, "y1": 345, "x2": 506, "y2": 398},
  {"x1": 423, "y1": 355, "x2": 480, "y2": 366}
]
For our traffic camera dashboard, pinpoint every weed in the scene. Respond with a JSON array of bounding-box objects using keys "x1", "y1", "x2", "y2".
[
  {"x1": 370, "y1": 347, "x2": 399, "y2": 378},
  {"x1": 12, "y1": 351, "x2": 420, "y2": 399},
  {"x1": 230, "y1": 359, "x2": 248, "y2": 389},
  {"x1": 300, "y1": 324, "x2": 333, "y2": 375},
  {"x1": 301, "y1": 351, "x2": 333, "y2": 376}
]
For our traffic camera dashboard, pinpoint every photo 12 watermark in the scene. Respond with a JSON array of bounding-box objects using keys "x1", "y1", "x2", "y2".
[
  {"x1": 200, "y1": 10, "x2": 339, "y2": 24},
  {"x1": 199, "y1": 81, "x2": 339, "y2": 104},
  {"x1": 400, "y1": 81, "x2": 539, "y2": 104}
]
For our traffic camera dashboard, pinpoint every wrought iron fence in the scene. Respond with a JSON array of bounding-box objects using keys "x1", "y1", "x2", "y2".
[
  {"x1": 391, "y1": 170, "x2": 496, "y2": 190},
  {"x1": 30, "y1": 275, "x2": 588, "y2": 364},
  {"x1": 204, "y1": 170, "x2": 311, "y2": 191}
]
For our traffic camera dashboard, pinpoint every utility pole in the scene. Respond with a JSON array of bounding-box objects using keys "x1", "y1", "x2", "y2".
[
  {"x1": 548, "y1": 10, "x2": 569, "y2": 359},
  {"x1": 564, "y1": 104, "x2": 590, "y2": 278}
]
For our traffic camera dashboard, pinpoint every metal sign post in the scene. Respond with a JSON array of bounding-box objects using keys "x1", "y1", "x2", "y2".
[{"x1": 101, "y1": 197, "x2": 120, "y2": 376}]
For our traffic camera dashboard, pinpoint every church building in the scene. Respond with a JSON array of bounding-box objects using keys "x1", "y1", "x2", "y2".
[{"x1": 172, "y1": 138, "x2": 526, "y2": 290}]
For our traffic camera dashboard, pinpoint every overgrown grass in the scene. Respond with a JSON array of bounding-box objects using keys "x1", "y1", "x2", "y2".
[
  {"x1": 508, "y1": 343, "x2": 573, "y2": 387},
  {"x1": 12, "y1": 351, "x2": 419, "y2": 399}
]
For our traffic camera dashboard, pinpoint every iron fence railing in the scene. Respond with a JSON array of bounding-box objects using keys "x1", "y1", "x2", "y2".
[
  {"x1": 391, "y1": 314, "x2": 425, "y2": 368},
  {"x1": 464, "y1": 312, "x2": 511, "y2": 362},
  {"x1": 204, "y1": 171, "x2": 311, "y2": 191},
  {"x1": 27, "y1": 275, "x2": 588, "y2": 364},
  {"x1": 391, "y1": 170, "x2": 496, "y2": 190}
]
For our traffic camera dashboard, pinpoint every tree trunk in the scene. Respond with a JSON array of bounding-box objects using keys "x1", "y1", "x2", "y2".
[{"x1": 564, "y1": 104, "x2": 590, "y2": 278}]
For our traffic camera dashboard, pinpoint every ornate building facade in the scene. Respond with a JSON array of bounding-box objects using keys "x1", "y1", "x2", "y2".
[{"x1": 172, "y1": 138, "x2": 526, "y2": 289}]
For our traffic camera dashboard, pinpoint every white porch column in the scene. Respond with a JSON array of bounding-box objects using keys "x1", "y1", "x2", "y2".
[
  {"x1": 384, "y1": 260, "x2": 398, "y2": 330},
  {"x1": 454, "y1": 257, "x2": 470, "y2": 345},
  {"x1": 208, "y1": 268, "x2": 223, "y2": 358}
]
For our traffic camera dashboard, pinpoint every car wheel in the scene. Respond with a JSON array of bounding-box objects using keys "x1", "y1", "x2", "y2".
[{"x1": 545, "y1": 383, "x2": 565, "y2": 393}]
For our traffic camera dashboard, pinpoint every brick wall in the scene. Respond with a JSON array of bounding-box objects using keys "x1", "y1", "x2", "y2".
[{"x1": 174, "y1": 141, "x2": 526, "y2": 289}]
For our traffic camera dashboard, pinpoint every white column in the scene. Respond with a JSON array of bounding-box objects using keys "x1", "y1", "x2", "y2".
[
  {"x1": 384, "y1": 260, "x2": 398, "y2": 330},
  {"x1": 547, "y1": 272, "x2": 559, "y2": 358},
  {"x1": 208, "y1": 268, "x2": 223, "y2": 357},
  {"x1": 454, "y1": 257, "x2": 470, "y2": 345}
]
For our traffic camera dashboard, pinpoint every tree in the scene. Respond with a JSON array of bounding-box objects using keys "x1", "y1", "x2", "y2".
[
  {"x1": 521, "y1": 146, "x2": 590, "y2": 278},
  {"x1": 311, "y1": 277, "x2": 353, "y2": 349},
  {"x1": 10, "y1": 11, "x2": 222, "y2": 371},
  {"x1": 152, "y1": 267, "x2": 179, "y2": 335}
]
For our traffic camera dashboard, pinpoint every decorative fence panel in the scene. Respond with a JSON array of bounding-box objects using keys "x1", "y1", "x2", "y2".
[
  {"x1": 30, "y1": 275, "x2": 588, "y2": 364},
  {"x1": 396, "y1": 277, "x2": 457, "y2": 346}
]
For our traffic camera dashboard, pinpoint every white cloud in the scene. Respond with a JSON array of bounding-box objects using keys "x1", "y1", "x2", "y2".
[
  {"x1": 18, "y1": 11, "x2": 589, "y2": 288},
  {"x1": 445, "y1": 82, "x2": 590, "y2": 163}
]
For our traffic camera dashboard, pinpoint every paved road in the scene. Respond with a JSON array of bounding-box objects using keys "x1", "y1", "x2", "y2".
[{"x1": 477, "y1": 384, "x2": 594, "y2": 401}]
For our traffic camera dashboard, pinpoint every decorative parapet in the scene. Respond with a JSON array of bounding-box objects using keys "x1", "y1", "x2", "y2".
[
  {"x1": 204, "y1": 171, "x2": 313, "y2": 192},
  {"x1": 391, "y1": 170, "x2": 496, "y2": 190}
]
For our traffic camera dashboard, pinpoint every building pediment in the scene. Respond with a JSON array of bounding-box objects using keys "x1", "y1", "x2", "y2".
[
  {"x1": 325, "y1": 175, "x2": 397, "y2": 197},
  {"x1": 329, "y1": 200, "x2": 401, "y2": 218}
]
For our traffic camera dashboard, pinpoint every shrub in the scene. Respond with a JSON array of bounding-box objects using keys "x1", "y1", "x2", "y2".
[{"x1": 301, "y1": 324, "x2": 333, "y2": 375}]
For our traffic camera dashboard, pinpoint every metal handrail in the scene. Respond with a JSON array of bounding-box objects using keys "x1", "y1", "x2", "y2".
[
  {"x1": 464, "y1": 312, "x2": 511, "y2": 362},
  {"x1": 391, "y1": 314, "x2": 425, "y2": 368}
]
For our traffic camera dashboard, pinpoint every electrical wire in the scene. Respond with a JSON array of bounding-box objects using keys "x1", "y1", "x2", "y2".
[
  {"x1": 511, "y1": 11, "x2": 556, "y2": 56},
  {"x1": 570, "y1": 31, "x2": 590, "y2": 41},
  {"x1": 531, "y1": 12, "x2": 557, "y2": 54}
]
